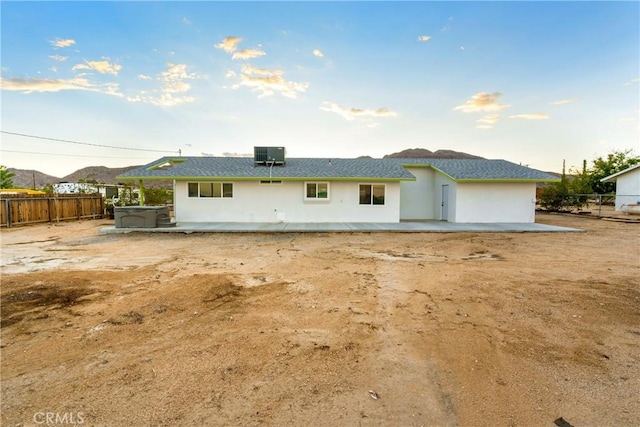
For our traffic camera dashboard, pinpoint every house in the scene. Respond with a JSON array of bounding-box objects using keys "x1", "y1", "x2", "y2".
[
  {"x1": 600, "y1": 164, "x2": 640, "y2": 210},
  {"x1": 117, "y1": 147, "x2": 558, "y2": 224},
  {"x1": 53, "y1": 182, "x2": 134, "y2": 201}
]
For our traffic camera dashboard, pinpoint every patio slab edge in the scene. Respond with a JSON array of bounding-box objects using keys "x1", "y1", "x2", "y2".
[{"x1": 99, "y1": 222, "x2": 582, "y2": 234}]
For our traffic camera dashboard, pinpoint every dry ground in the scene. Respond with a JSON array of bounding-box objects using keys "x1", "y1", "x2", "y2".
[{"x1": 1, "y1": 214, "x2": 639, "y2": 427}]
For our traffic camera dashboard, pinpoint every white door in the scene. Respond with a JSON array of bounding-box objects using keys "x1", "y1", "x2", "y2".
[{"x1": 441, "y1": 185, "x2": 449, "y2": 221}]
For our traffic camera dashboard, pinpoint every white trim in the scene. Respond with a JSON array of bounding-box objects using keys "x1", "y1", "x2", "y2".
[
  {"x1": 359, "y1": 183, "x2": 386, "y2": 206},
  {"x1": 304, "y1": 181, "x2": 330, "y2": 201},
  {"x1": 187, "y1": 182, "x2": 234, "y2": 198},
  {"x1": 601, "y1": 164, "x2": 640, "y2": 183}
]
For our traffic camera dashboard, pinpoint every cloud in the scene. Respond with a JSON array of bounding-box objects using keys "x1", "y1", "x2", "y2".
[
  {"x1": 320, "y1": 101, "x2": 398, "y2": 121},
  {"x1": 138, "y1": 74, "x2": 152, "y2": 80},
  {"x1": 313, "y1": 49, "x2": 324, "y2": 58},
  {"x1": 235, "y1": 65, "x2": 308, "y2": 98},
  {"x1": 50, "y1": 38, "x2": 75, "y2": 48},
  {"x1": 417, "y1": 35, "x2": 431, "y2": 42},
  {"x1": 454, "y1": 92, "x2": 510, "y2": 113},
  {"x1": 127, "y1": 62, "x2": 200, "y2": 107},
  {"x1": 215, "y1": 36, "x2": 242, "y2": 53},
  {"x1": 475, "y1": 114, "x2": 501, "y2": 129},
  {"x1": 0, "y1": 76, "x2": 122, "y2": 97},
  {"x1": 72, "y1": 59, "x2": 122, "y2": 76},
  {"x1": 550, "y1": 99, "x2": 577, "y2": 105},
  {"x1": 49, "y1": 55, "x2": 68, "y2": 62},
  {"x1": 159, "y1": 63, "x2": 197, "y2": 93},
  {"x1": 623, "y1": 77, "x2": 639, "y2": 86},
  {"x1": 509, "y1": 113, "x2": 549, "y2": 120},
  {"x1": 232, "y1": 49, "x2": 266, "y2": 60}
]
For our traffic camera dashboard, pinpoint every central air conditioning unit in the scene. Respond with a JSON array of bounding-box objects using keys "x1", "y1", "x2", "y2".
[{"x1": 254, "y1": 146, "x2": 286, "y2": 166}]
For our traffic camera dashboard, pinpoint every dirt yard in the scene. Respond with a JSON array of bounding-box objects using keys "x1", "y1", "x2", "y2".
[{"x1": 1, "y1": 214, "x2": 638, "y2": 426}]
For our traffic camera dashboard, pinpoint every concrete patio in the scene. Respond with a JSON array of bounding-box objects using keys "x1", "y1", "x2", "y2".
[{"x1": 100, "y1": 221, "x2": 581, "y2": 234}]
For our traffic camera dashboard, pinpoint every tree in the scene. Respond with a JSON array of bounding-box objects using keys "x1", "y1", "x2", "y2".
[
  {"x1": 588, "y1": 149, "x2": 640, "y2": 194},
  {"x1": 0, "y1": 166, "x2": 15, "y2": 189},
  {"x1": 539, "y1": 160, "x2": 572, "y2": 211}
]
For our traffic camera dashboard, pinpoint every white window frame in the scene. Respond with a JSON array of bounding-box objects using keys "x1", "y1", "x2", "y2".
[
  {"x1": 304, "y1": 182, "x2": 330, "y2": 201},
  {"x1": 187, "y1": 182, "x2": 233, "y2": 198},
  {"x1": 359, "y1": 183, "x2": 386, "y2": 205}
]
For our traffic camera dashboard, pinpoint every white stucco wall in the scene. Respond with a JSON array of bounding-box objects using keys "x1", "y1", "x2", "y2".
[
  {"x1": 174, "y1": 180, "x2": 401, "y2": 223},
  {"x1": 454, "y1": 182, "x2": 537, "y2": 223},
  {"x1": 614, "y1": 169, "x2": 640, "y2": 210},
  {"x1": 400, "y1": 167, "x2": 436, "y2": 220},
  {"x1": 400, "y1": 167, "x2": 457, "y2": 221}
]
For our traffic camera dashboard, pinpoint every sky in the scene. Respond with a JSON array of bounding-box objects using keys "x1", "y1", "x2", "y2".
[{"x1": 1, "y1": 1, "x2": 638, "y2": 178}]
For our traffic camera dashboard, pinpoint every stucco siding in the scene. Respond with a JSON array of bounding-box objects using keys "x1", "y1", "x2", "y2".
[
  {"x1": 174, "y1": 180, "x2": 401, "y2": 223},
  {"x1": 614, "y1": 169, "x2": 640, "y2": 210},
  {"x1": 400, "y1": 168, "x2": 436, "y2": 220},
  {"x1": 454, "y1": 182, "x2": 537, "y2": 223}
]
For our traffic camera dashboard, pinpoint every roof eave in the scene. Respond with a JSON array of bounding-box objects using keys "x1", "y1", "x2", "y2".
[
  {"x1": 117, "y1": 176, "x2": 415, "y2": 182},
  {"x1": 456, "y1": 178, "x2": 561, "y2": 183}
]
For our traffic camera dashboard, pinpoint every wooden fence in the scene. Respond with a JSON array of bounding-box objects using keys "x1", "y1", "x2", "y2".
[{"x1": 0, "y1": 194, "x2": 104, "y2": 228}]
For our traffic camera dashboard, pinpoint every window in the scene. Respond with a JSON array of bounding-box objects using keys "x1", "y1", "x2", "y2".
[
  {"x1": 305, "y1": 182, "x2": 329, "y2": 199},
  {"x1": 187, "y1": 182, "x2": 233, "y2": 198},
  {"x1": 359, "y1": 184, "x2": 385, "y2": 205}
]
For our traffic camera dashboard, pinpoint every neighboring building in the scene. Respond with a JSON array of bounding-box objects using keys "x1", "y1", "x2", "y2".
[
  {"x1": 117, "y1": 147, "x2": 558, "y2": 224},
  {"x1": 601, "y1": 164, "x2": 640, "y2": 210},
  {"x1": 53, "y1": 182, "x2": 136, "y2": 201},
  {"x1": 53, "y1": 182, "x2": 101, "y2": 195}
]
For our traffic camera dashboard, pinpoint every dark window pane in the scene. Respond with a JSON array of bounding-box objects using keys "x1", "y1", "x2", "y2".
[
  {"x1": 306, "y1": 183, "x2": 317, "y2": 198},
  {"x1": 223, "y1": 183, "x2": 233, "y2": 198},
  {"x1": 188, "y1": 183, "x2": 198, "y2": 197},
  {"x1": 359, "y1": 184, "x2": 372, "y2": 205},
  {"x1": 373, "y1": 185, "x2": 385, "y2": 205}
]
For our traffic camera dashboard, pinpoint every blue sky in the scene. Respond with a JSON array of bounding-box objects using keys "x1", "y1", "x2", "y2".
[{"x1": 1, "y1": 1, "x2": 638, "y2": 177}]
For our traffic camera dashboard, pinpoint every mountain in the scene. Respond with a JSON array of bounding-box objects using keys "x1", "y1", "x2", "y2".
[
  {"x1": 8, "y1": 168, "x2": 60, "y2": 189},
  {"x1": 61, "y1": 166, "x2": 142, "y2": 184},
  {"x1": 8, "y1": 165, "x2": 170, "y2": 189},
  {"x1": 383, "y1": 148, "x2": 484, "y2": 159}
]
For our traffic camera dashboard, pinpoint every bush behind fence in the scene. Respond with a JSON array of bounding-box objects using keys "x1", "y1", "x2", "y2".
[{"x1": 537, "y1": 193, "x2": 639, "y2": 216}]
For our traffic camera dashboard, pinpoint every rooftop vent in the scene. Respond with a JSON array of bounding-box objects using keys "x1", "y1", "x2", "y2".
[{"x1": 254, "y1": 146, "x2": 286, "y2": 166}]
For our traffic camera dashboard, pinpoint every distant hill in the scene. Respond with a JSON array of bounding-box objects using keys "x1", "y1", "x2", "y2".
[
  {"x1": 8, "y1": 168, "x2": 60, "y2": 189},
  {"x1": 8, "y1": 165, "x2": 171, "y2": 189},
  {"x1": 61, "y1": 166, "x2": 142, "y2": 184},
  {"x1": 383, "y1": 148, "x2": 484, "y2": 159}
]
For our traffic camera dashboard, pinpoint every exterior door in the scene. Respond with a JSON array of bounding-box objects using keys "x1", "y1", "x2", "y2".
[{"x1": 441, "y1": 185, "x2": 449, "y2": 221}]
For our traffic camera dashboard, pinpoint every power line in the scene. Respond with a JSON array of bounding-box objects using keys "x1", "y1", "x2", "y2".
[
  {"x1": 1, "y1": 130, "x2": 179, "y2": 154},
  {"x1": 0, "y1": 149, "x2": 154, "y2": 160}
]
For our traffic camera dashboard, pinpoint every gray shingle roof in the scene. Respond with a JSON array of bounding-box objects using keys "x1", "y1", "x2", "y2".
[
  {"x1": 118, "y1": 156, "x2": 558, "y2": 182},
  {"x1": 118, "y1": 157, "x2": 415, "y2": 180},
  {"x1": 396, "y1": 158, "x2": 558, "y2": 181}
]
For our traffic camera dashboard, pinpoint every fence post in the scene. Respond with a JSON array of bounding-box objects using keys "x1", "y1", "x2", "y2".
[
  {"x1": 598, "y1": 194, "x2": 602, "y2": 217},
  {"x1": 5, "y1": 199, "x2": 11, "y2": 228}
]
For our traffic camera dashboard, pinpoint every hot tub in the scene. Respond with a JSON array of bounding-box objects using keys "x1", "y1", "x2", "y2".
[{"x1": 114, "y1": 206, "x2": 171, "y2": 228}]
